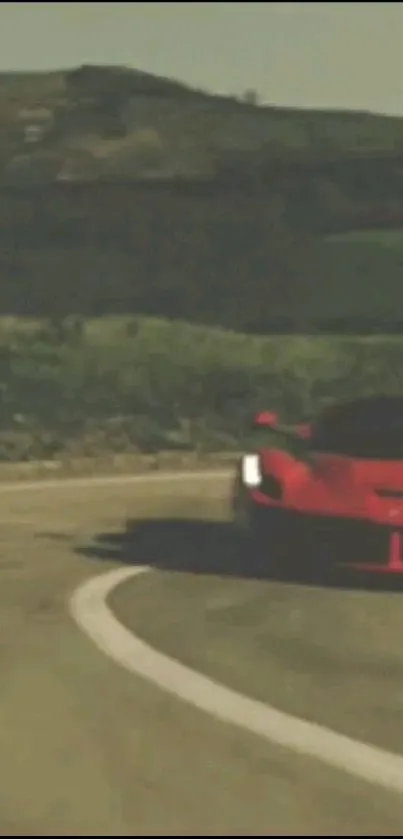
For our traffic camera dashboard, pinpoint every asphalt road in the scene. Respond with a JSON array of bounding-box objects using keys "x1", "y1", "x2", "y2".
[{"x1": 1, "y1": 471, "x2": 403, "y2": 835}]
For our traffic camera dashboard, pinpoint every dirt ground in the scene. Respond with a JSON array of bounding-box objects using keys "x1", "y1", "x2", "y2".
[
  {"x1": 0, "y1": 451, "x2": 236, "y2": 483},
  {"x1": 1, "y1": 471, "x2": 403, "y2": 834}
]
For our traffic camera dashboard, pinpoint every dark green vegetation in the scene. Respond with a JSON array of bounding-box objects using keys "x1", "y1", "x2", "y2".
[
  {"x1": 0, "y1": 314, "x2": 403, "y2": 461},
  {"x1": 1, "y1": 66, "x2": 403, "y2": 331},
  {"x1": 3, "y1": 64, "x2": 403, "y2": 181}
]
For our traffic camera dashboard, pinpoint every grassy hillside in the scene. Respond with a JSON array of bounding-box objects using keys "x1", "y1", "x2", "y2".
[
  {"x1": 0, "y1": 183, "x2": 401, "y2": 333},
  {"x1": 2, "y1": 64, "x2": 403, "y2": 182},
  {"x1": 326, "y1": 228, "x2": 403, "y2": 246},
  {"x1": 2, "y1": 65, "x2": 403, "y2": 332},
  {"x1": 0, "y1": 314, "x2": 403, "y2": 461}
]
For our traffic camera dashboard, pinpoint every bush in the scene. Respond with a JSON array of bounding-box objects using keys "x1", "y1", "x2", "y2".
[{"x1": 0, "y1": 316, "x2": 402, "y2": 460}]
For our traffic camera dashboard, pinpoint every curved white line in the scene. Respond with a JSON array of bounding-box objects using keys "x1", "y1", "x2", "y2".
[{"x1": 70, "y1": 566, "x2": 403, "y2": 797}]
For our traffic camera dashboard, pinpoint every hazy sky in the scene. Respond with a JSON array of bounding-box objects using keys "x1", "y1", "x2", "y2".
[{"x1": 1, "y1": 2, "x2": 402, "y2": 115}]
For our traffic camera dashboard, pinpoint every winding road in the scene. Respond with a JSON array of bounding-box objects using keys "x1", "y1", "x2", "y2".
[{"x1": 1, "y1": 469, "x2": 403, "y2": 835}]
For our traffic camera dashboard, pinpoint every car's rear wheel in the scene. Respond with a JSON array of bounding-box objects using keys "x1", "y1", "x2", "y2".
[
  {"x1": 233, "y1": 492, "x2": 291, "y2": 576},
  {"x1": 233, "y1": 492, "x2": 335, "y2": 582}
]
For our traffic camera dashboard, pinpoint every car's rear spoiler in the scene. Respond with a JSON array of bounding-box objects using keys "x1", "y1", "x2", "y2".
[{"x1": 253, "y1": 411, "x2": 311, "y2": 440}]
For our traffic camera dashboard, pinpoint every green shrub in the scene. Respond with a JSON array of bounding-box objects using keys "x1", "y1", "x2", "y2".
[{"x1": 0, "y1": 316, "x2": 402, "y2": 460}]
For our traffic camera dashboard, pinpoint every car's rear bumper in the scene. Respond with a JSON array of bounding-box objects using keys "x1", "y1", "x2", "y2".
[{"x1": 248, "y1": 502, "x2": 403, "y2": 573}]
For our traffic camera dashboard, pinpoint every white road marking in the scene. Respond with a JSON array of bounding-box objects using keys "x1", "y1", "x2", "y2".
[
  {"x1": 15, "y1": 462, "x2": 397, "y2": 796},
  {"x1": 0, "y1": 468, "x2": 230, "y2": 494},
  {"x1": 70, "y1": 565, "x2": 403, "y2": 797}
]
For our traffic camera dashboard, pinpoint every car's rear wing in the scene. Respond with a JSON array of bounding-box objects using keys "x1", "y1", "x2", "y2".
[{"x1": 253, "y1": 411, "x2": 311, "y2": 440}]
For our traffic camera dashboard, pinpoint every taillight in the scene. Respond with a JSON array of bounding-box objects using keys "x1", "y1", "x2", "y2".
[
  {"x1": 241, "y1": 455, "x2": 283, "y2": 500},
  {"x1": 241, "y1": 454, "x2": 262, "y2": 487}
]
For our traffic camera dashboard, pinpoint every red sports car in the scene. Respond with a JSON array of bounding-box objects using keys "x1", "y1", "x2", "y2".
[{"x1": 232, "y1": 395, "x2": 403, "y2": 576}]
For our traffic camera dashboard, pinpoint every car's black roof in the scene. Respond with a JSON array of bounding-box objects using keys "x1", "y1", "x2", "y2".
[{"x1": 318, "y1": 395, "x2": 403, "y2": 431}]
